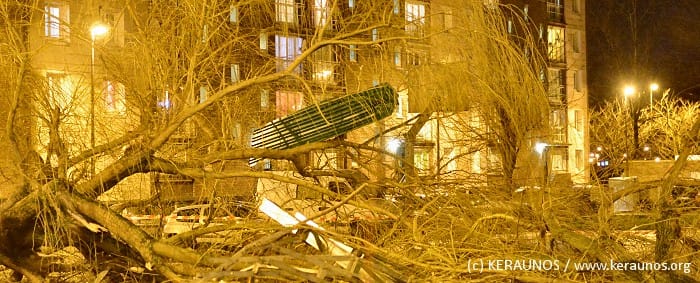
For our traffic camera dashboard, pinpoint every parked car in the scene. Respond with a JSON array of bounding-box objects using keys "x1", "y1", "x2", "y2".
[{"x1": 162, "y1": 202, "x2": 252, "y2": 245}]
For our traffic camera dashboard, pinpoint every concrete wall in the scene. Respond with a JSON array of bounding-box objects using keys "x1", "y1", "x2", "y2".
[{"x1": 627, "y1": 160, "x2": 700, "y2": 183}]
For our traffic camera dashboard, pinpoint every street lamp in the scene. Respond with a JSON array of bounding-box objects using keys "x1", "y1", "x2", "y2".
[
  {"x1": 649, "y1": 83, "x2": 659, "y2": 112},
  {"x1": 622, "y1": 85, "x2": 635, "y2": 175},
  {"x1": 623, "y1": 85, "x2": 636, "y2": 100},
  {"x1": 90, "y1": 23, "x2": 109, "y2": 176}
]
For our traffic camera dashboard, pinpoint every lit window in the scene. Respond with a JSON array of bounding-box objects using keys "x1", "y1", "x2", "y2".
[
  {"x1": 550, "y1": 110, "x2": 565, "y2": 142},
  {"x1": 261, "y1": 89, "x2": 269, "y2": 108},
  {"x1": 393, "y1": 0, "x2": 400, "y2": 14},
  {"x1": 349, "y1": 44, "x2": 357, "y2": 62},
  {"x1": 394, "y1": 47, "x2": 401, "y2": 67},
  {"x1": 311, "y1": 46, "x2": 335, "y2": 83},
  {"x1": 230, "y1": 4, "x2": 238, "y2": 22},
  {"x1": 551, "y1": 153, "x2": 565, "y2": 171},
  {"x1": 371, "y1": 28, "x2": 378, "y2": 41},
  {"x1": 263, "y1": 159, "x2": 272, "y2": 170},
  {"x1": 275, "y1": 35, "x2": 303, "y2": 73},
  {"x1": 507, "y1": 20, "x2": 513, "y2": 34},
  {"x1": 104, "y1": 81, "x2": 126, "y2": 113},
  {"x1": 199, "y1": 86, "x2": 207, "y2": 104},
  {"x1": 550, "y1": 110, "x2": 563, "y2": 127},
  {"x1": 276, "y1": 0, "x2": 296, "y2": 23},
  {"x1": 45, "y1": 6, "x2": 60, "y2": 37},
  {"x1": 202, "y1": 24, "x2": 208, "y2": 43},
  {"x1": 232, "y1": 123, "x2": 242, "y2": 140},
  {"x1": 405, "y1": 2, "x2": 426, "y2": 37},
  {"x1": 260, "y1": 32, "x2": 267, "y2": 49},
  {"x1": 231, "y1": 64, "x2": 240, "y2": 83},
  {"x1": 547, "y1": 25, "x2": 565, "y2": 62},
  {"x1": 472, "y1": 151, "x2": 481, "y2": 173},
  {"x1": 523, "y1": 4, "x2": 529, "y2": 21},
  {"x1": 44, "y1": 3, "x2": 69, "y2": 39},
  {"x1": 547, "y1": 69, "x2": 565, "y2": 98},
  {"x1": 314, "y1": 0, "x2": 330, "y2": 27},
  {"x1": 414, "y1": 149, "x2": 430, "y2": 173},
  {"x1": 348, "y1": 0, "x2": 354, "y2": 9},
  {"x1": 158, "y1": 90, "x2": 171, "y2": 109},
  {"x1": 275, "y1": 90, "x2": 303, "y2": 117}
]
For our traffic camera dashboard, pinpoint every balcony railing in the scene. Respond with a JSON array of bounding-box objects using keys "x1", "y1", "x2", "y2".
[{"x1": 547, "y1": 86, "x2": 566, "y2": 104}]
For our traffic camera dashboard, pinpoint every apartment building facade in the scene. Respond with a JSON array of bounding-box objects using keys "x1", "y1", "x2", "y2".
[
  {"x1": 5, "y1": 0, "x2": 588, "y2": 200},
  {"x1": 500, "y1": 0, "x2": 589, "y2": 184}
]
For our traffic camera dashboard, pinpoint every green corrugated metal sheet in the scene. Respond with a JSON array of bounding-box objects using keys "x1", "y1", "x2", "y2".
[{"x1": 250, "y1": 84, "x2": 397, "y2": 164}]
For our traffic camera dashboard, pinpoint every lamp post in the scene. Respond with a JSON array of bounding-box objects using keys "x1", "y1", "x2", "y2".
[
  {"x1": 649, "y1": 83, "x2": 659, "y2": 112},
  {"x1": 623, "y1": 85, "x2": 635, "y2": 175},
  {"x1": 90, "y1": 23, "x2": 108, "y2": 176}
]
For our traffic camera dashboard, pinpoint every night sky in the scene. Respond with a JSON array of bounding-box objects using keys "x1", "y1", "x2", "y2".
[{"x1": 586, "y1": 0, "x2": 700, "y2": 107}]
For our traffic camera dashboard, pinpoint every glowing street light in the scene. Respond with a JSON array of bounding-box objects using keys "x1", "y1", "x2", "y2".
[
  {"x1": 623, "y1": 85, "x2": 636, "y2": 99},
  {"x1": 650, "y1": 83, "x2": 659, "y2": 92},
  {"x1": 89, "y1": 23, "x2": 109, "y2": 176},
  {"x1": 386, "y1": 138, "x2": 403, "y2": 154},
  {"x1": 535, "y1": 142, "x2": 548, "y2": 154},
  {"x1": 90, "y1": 24, "x2": 109, "y2": 39}
]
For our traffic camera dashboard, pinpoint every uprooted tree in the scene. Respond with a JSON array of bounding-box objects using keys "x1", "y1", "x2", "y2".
[{"x1": 1, "y1": 1, "x2": 699, "y2": 282}]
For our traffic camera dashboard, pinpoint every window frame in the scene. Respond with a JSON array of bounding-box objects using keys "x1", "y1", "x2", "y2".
[
  {"x1": 348, "y1": 44, "x2": 357, "y2": 62},
  {"x1": 275, "y1": 90, "x2": 303, "y2": 118},
  {"x1": 405, "y1": 1, "x2": 426, "y2": 37},
  {"x1": 229, "y1": 4, "x2": 238, "y2": 23},
  {"x1": 310, "y1": 46, "x2": 336, "y2": 83},
  {"x1": 276, "y1": 0, "x2": 297, "y2": 24},
  {"x1": 275, "y1": 35, "x2": 303, "y2": 73},
  {"x1": 44, "y1": 2, "x2": 70, "y2": 40},
  {"x1": 547, "y1": 25, "x2": 565, "y2": 62},
  {"x1": 230, "y1": 64, "x2": 240, "y2": 83},
  {"x1": 314, "y1": 0, "x2": 330, "y2": 27}
]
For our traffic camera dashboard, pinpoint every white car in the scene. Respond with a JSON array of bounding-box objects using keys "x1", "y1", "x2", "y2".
[{"x1": 162, "y1": 203, "x2": 250, "y2": 245}]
